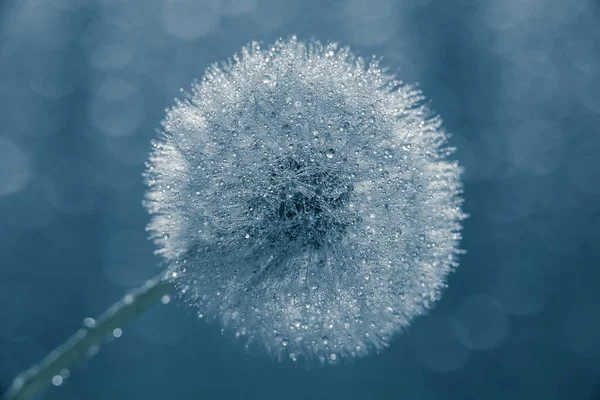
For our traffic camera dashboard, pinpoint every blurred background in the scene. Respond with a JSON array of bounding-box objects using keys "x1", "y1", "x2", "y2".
[{"x1": 1, "y1": 0, "x2": 599, "y2": 399}]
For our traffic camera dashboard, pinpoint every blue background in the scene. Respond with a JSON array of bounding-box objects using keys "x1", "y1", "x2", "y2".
[{"x1": 1, "y1": 0, "x2": 600, "y2": 399}]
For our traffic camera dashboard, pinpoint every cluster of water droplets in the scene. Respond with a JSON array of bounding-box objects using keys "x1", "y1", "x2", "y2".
[{"x1": 144, "y1": 37, "x2": 465, "y2": 363}]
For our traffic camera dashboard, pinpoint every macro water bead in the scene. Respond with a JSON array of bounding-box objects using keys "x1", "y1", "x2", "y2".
[{"x1": 144, "y1": 37, "x2": 465, "y2": 363}]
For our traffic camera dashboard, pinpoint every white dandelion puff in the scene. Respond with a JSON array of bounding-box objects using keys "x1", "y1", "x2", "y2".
[{"x1": 144, "y1": 36, "x2": 466, "y2": 363}]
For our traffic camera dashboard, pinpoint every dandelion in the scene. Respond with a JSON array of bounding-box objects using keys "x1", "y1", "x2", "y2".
[{"x1": 144, "y1": 36, "x2": 465, "y2": 362}]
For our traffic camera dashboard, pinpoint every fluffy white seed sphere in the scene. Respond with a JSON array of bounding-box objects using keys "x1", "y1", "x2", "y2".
[{"x1": 144, "y1": 37, "x2": 465, "y2": 363}]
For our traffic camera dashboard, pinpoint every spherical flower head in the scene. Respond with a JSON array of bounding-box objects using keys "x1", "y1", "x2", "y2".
[{"x1": 144, "y1": 37, "x2": 465, "y2": 364}]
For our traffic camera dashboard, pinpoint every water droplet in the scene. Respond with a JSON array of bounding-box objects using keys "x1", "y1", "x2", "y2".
[
  {"x1": 83, "y1": 317, "x2": 96, "y2": 328},
  {"x1": 326, "y1": 149, "x2": 335, "y2": 158}
]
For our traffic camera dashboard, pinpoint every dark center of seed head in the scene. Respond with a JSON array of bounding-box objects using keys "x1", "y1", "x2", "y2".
[{"x1": 271, "y1": 156, "x2": 354, "y2": 248}]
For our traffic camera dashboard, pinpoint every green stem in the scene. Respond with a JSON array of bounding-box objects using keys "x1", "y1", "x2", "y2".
[{"x1": 3, "y1": 275, "x2": 174, "y2": 400}]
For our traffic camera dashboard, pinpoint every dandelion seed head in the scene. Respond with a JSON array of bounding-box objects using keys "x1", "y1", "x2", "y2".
[{"x1": 144, "y1": 37, "x2": 465, "y2": 363}]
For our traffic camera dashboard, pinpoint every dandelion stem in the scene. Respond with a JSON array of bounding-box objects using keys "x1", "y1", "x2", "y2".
[{"x1": 3, "y1": 275, "x2": 174, "y2": 400}]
